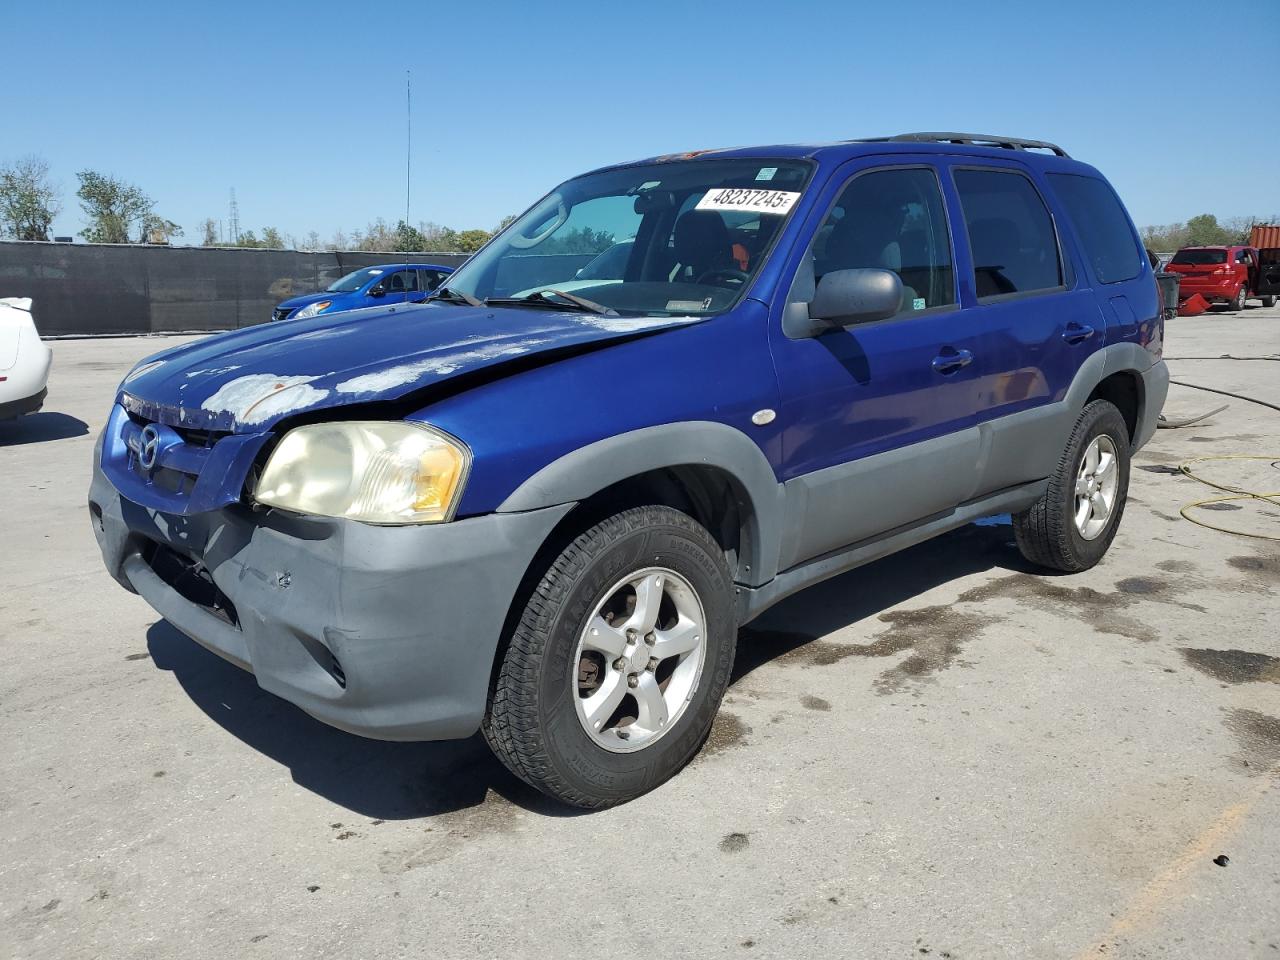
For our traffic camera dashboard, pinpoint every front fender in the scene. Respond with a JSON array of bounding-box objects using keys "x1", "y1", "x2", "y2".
[{"x1": 498, "y1": 421, "x2": 785, "y2": 586}]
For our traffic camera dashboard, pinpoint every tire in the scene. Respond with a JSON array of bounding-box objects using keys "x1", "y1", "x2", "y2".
[
  {"x1": 1233, "y1": 285, "x2": 1248, "y2": 311},
  {"x1": 1262, "y1": 295, "x2": 1276, "y2": 308},
  {"x1": 1012, "y1": 400, "x2": 1130, "y2": 573},
  {"x1": 484, "y1": 505, "x2": 736, "y2": 808}
]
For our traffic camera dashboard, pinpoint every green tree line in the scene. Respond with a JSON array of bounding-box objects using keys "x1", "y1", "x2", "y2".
[
  {"x1": 0, "y1": 154, "x2": 504, "y2": 252},
  {"x1": 1140, "y1": 213, "x2": 1278, "y2": 251}
]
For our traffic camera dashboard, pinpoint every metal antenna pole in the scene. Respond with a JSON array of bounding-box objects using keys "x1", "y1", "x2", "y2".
[{"x1": 405, "y1": 70, "x2": 412, "y2": 230}]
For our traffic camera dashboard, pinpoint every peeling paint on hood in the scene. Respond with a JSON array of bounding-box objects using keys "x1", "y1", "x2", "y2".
[
  {"x1": 201, "y1": 374, "x2": 330, "y2": 425},
  {"x1": 118, "y1": 302, "x2": 706, "y2": 433}
]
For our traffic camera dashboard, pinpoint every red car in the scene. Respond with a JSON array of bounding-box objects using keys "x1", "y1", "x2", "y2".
[{"x1": 1165, "y1": 245, "x2": 1278, "y2": 310}]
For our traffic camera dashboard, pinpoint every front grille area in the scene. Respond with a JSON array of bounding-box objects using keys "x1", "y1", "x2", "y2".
[
  {"x1": 106, "y1": 399, "x2": 273, "y2": 515},
  {"x1": 272, "y1": 307, "x2": 291, "y2": 322},
  {"x1": 120, "y1": 412, "x2": 232, "y2": 500},
  {"x1": 144, "y1": 541, "x2": 240, "y2": 628}
]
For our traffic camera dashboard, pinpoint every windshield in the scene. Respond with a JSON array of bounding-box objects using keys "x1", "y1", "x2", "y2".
[
  {"x1": 444, "y1": 158, "x2": 812, "y2": 316},
  {"x1": 327, "y1": 267, "x2": 386, "y2": 292},
  {"x1": 1171, "y1": 249, "x2": 1227, "y2": 265}
]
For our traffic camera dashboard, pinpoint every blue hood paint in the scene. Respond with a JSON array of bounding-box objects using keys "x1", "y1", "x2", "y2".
[{"x1": 119, "y1": 303, "x2": 702, "y2": 434}]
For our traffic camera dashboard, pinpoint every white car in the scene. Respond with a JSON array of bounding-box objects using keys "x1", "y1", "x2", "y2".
[{"x1": 0, "y1": 298, "x2": 52, "y2": 420}]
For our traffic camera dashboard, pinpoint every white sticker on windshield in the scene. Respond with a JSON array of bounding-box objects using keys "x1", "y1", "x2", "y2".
[
  {"x1": 755, "y1": 167, "x2": 777, "y2": 181},
  {"x1": 696, "y1": 187, "x2": 800, "y2": 216}
]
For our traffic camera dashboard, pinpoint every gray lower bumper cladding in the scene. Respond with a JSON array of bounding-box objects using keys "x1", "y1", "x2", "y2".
[{"x1": 89, "y1": 463, "x2": 571, "y2": 741}]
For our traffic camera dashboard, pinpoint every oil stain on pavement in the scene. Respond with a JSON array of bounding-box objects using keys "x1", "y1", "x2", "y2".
[
  {"x1": 740, "y1": 605, "x2": 996, "y2": 696},
  {"x1": 1225, "y1": 709, "x2": 1280, "y2": 773},
  {"x1": 1180, "y1": 648, "x2": 1280, "y2": 685}
]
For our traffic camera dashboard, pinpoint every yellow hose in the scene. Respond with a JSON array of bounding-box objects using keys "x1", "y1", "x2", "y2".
[{"x1": 1176, "y1": 455, "x2": 1280, "y2": 541}]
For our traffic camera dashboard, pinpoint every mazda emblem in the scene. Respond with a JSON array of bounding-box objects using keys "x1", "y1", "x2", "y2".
[{"x1": 138, "y1": 424, "x2": 162, "y2": 471}]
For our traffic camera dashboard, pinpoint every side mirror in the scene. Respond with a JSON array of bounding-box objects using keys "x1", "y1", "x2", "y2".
[
  {"x1": 808, "y1": 268, "x2": 902, "y2": 327},
  {"x1": 368, "y1": 284, "x2": 386, "y2": 298}
]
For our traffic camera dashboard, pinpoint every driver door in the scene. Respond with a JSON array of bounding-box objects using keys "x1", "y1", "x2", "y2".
[
  {"x1": 372, "y1": 269, "x2": 415, "y2": 305},
  {"x1": 768, "y1": 159, "x2": 986, "y2": 569}
]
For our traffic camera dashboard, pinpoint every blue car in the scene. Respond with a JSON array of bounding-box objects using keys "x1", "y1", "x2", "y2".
[
  {"x1": 271, "y1": 262, "x2": 454, "y2": 322},
  {"x1": 92, "y1": 132, "x2": 1167, "y2": 808}
]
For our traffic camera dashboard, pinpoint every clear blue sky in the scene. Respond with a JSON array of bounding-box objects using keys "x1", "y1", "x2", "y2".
[{"x1": 4, "y1": 0, "x2": 1276, "y2": 245}]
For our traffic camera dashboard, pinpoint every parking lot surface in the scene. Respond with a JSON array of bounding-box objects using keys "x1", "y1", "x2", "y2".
[{"x1": 3, "y1": 306, "x2": 1279, "y2": 959}]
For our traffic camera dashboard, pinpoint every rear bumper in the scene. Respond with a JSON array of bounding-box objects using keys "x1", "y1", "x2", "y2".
[
  {"x1": 0, "y1": 385, "x2": 47, "y2": 420},
  {"x1": 1136, "y1": 360, "x2": 1169, "y2": 451},
  {"x1": 1175, "y1": 278, "x2": 1238, "y2": 301},
  {"x1": 89, "y1": 457, "x2": 573, "y2": 741}
]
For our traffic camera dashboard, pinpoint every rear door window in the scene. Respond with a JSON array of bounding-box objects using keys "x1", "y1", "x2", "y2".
[
  {"x1": 954, "y1": 168, "x2": 1063, "y2": 298},
  {"x1": 1046, "y1": 174, "x2": 1142, "y2": 284}
]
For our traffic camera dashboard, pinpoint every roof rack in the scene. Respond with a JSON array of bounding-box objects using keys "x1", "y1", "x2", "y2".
[{"x1": 861, "y1": 132, "x2": 1070, "y2": 158}]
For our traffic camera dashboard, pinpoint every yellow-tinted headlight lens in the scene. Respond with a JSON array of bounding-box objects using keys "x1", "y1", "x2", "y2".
[{"x1": 255, "y1": 421, "x2": 469, "y2": 524}]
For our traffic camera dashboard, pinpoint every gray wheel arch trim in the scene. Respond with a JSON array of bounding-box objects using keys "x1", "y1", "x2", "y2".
[
  {"x1": 497, "y1": 421, "x2": 784, "y2": 586},
  {"x1": 1064, "y1": 342, "x2": 1165, "y2": 446}
]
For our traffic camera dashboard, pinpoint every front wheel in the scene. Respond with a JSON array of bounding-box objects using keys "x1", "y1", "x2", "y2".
[
  {"x1": 1012, "y1": 400, "x2": 1130, "y2": 573},
  {"x1": 1262, "y1": 295, "x2": 1276, "y2": 308},
  {"x1": 1233, "y1": 285, "x2": 1248, "y2": 311},
  {"x1": 484, "y1": 505, "x2": 736, "y2": 808}
]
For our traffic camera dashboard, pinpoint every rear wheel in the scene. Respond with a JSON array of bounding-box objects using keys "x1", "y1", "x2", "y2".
[
  {"x1": 1262, "y1": 295, "x2": 1276, "y2": 308},
  {"x1": 1233, "y1": 285, "x2": 1248, "y2": 311},
  {"x1": 484, "y1": 505, "x2": 736, "y2": 808},
  {"x1": 1012, "y1": 400, "x2": 1130, "y2": 573}
]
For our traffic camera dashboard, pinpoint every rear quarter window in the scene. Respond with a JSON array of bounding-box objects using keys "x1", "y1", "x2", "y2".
[{"x1": 1047, "y1": 174, "x2": 1142, "y2": 284}]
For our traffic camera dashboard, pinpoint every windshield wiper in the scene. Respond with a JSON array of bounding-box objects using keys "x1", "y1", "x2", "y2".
[
  {"x1": 428, "y1": 286, "x2": 484, "y2": 307},
  {"x1": 486, "y1": 289, "x2": 618, "y2": 317}
]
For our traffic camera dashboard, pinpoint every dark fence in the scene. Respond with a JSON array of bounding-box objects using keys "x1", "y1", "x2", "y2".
[{"x1": 0, "y1": 241, "x2": 471, "y2": 336}]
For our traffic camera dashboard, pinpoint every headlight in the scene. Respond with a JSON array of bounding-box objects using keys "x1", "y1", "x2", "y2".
[
  {"x1": 255, "y1": 421, "x2": 469, "y2": 524},
  {"x1": 292, "y1": 300, "x2": 332, "y2": 320}
]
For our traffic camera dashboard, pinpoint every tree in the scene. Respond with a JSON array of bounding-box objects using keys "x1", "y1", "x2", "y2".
[
  {"x1": 0, "y1": 155, "x2": 60, "y2": 241},
  {"x1": 75, "y1": 170, "x2": 176, "y2": 244},
  {"x1": 260, "y1": 226, "x2": 285, "y2": 249},
  {"x1": 453, "y1": 229, "x2": 492, "y2": 253},
  {"x1": 1184, "y1": 213, "x2": 1233, "y2": 247},
  {"x1": 141, "y1": 214, "x2": 183, "y2": 244}
]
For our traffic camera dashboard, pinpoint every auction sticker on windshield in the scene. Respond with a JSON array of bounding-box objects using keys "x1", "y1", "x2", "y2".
[{"x1": 696, "y1": 188, "x2": 800, "y2": 215}]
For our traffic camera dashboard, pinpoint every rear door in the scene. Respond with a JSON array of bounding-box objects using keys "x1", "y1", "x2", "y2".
[
  {"x1": 945, "y1": 161, "x2": 1109, "y2": 495},
  {"x1": 768, "y1": 158, "x2": 985, "y2": 568}
]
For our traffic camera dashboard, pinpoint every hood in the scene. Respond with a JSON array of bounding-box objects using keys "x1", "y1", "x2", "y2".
[
  {"x1": 119, "y1": 302, "x2": 704, "y2": 433},
  {"x1": 277, "y1": 290, "x2": 354, "y2": 310}
]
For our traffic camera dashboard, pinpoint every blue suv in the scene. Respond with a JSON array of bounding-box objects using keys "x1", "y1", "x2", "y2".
[
  {"x1": 271, "y1": 262, "x2": 454, "y2": 322},
  {"x1": 90, "y1": 133, "x2": 1168, "y2": 808}
]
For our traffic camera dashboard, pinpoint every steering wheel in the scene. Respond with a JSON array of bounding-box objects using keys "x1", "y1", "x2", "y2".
[{"x1": 696, "y1": 268, "x2": 750, "y2": 287}]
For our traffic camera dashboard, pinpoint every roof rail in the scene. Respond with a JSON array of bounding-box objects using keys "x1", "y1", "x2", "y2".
[{"x1": 861, "y1": 132, "x2": 1070, "y2": 158}]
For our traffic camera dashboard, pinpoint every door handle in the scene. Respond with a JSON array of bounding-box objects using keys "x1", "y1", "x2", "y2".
[
  {"x1": 1063, "y1": 322, "x2": 1096, "y2": 344},
  {"x1": 931, "y1": 348, "x2": 973, "y2": 374}
]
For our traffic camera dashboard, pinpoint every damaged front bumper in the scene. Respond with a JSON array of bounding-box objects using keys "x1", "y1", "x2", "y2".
[{"x1": 88, "y1": 454, "x2": 572, "y2": 742}]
